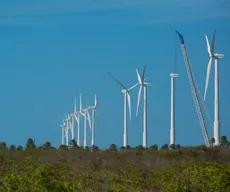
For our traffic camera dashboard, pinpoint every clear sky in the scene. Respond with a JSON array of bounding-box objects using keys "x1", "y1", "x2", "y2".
[{"x1": 0, "y1": 0, "x2": 230, "y2": 149}]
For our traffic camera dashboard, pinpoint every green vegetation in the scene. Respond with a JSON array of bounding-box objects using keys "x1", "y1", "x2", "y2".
[{"x1": 0, "y1": 137, "x2": 230, "y2": 191}]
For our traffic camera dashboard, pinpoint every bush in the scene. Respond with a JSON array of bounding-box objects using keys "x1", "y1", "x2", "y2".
[{"x1": 1, "y1": 142, "x2": 230, "y2": 191}]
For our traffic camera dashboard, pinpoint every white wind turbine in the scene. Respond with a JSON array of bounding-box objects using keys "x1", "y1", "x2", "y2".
[
  {"x1": 204, "y1": 30, "x2": 224, "y2": 146},
  {"x1": 64, "y1": 113, "x2": 72, "y2": 146},
  {"x1": 136, "y1": 65, "x2": 150, "y2": 148},
  {"x1": 88, "y1": 94, "x2": 99, "y2": 147},
  {"x1": 70, "y1": 96, "x2": 83, "y2": 146},
  {"x1": 108, "y1": 72, "x2": 143, "y2": 148},
  {"x1": 170, "y1": 73, "x2": 179, "y2": 146},
  {"x1": 79, "y1": 93, "x2": 92, "y2": 148}
]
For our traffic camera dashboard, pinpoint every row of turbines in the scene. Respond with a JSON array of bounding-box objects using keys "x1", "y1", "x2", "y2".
[
  {"x1": 108, "y1": 66, "x2": 150, "y2": 148},
  {"x1": 60, "y1": 30, "x2": 224, "y2": 148},
  {"x1": 60, "y1": 94, "x2": 98, "y2": 148}
]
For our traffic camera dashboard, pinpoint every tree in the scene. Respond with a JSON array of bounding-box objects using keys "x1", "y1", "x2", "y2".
[
  {"x1": 17, "y1": 145, "x2": 23, "y2": 151},
  {"x1": 59, "y1": 144, "x2": 68, "y2": 150},
  {"x1": 0, "y1": 142, "x2": 6, "y2": 149},
  {"x1": 43, "y1": 141, "x2": 52, "y2": 149},
  {"x1": 26, "y1": 138, "x2": 36, "y2": 149},
  {"x1": 210, "y1": 138, "x2": 215, "y2": 146},
  {"x1": 150, "y1": 144, "x2": 158, "y2": 151},
  {"x1": 161, "y1": 144, "x2": 168, "y2": 150},
  {"x1": 9, "y1": 145, "x2": 16, "y2": 151},
  {"x1": 109, "y1": 144, "x2": 118, "y2": 151},
  {"x1": 120, "y1": 146, "x2": 125, "y2": 151},
  {"x1": 69, "y1": 139, "x2": 78, "y2": 148},
  {"x1": 176, "y1": 144, "x2": 182, "y2": 149},
  {"x1": 120, "y1": 145, "x2": 131, "y2": 151},
  {"x1": 220, "y1": 136, "x2": 229, "y2": 147},
  {"x1": 169, "y1": 144, "x2": 175, "y2": 150}
]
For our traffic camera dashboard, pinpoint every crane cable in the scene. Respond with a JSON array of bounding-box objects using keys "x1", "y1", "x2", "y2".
[
  {"x1": 174, "y1": 32, "x2": 178, "y2": 73},
  {"x1": 173, "y1": 32, "x2": 178, "y2": 94}
]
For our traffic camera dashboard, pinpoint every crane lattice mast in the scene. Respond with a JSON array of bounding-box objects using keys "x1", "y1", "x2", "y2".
[{"x1": 176, "y1": 31, "x2": 210, "y2": 147}]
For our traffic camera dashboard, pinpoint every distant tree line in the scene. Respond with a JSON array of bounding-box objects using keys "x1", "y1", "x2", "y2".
[{"x1": 0, "y1": 135, "x2": 229, "y2": 152}]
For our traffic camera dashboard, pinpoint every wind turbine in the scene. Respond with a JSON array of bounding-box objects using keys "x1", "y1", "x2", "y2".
[
  {"x1": 88, "y1": 94, "x2": 99, "y2": 148},
  {"x1": 70, "y1": 96, "x2": 82, "y2": 146},
  {"x1": 64, "y1": 113, "x2": 72, "y2": 146},
  {"x1": 60, "y1": 119, "x2": 65, "y2": 145},
  {"x1": 170, "y1": 73, "x2": 179, "y2": 146},
  {"x1": 108, "y1": 72, "x2": 143, "y2": 148},
  {"x1": 204, "y1": 30, "x2": 224, "y2": 146},
  {"x1": 136, "y1": 65, "x2": 150, "y2": 149},
  {"x1": 79, "y1": 93, "x2": 92, "y2": 148}
]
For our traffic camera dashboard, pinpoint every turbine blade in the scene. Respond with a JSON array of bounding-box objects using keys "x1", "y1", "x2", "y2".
[
  {"x1": 68, "y1": 120, "x2": 72, "y2": 128},
  {"x1": 80, "y1": 111, "x2": 85, "y2": 117},
  {"x1": 74, "y1": 96, "x2": 77, "y2": 114},
  {"x1": 205, "y1": 34, "x2": 211, "y2": 55},
  {"x1": 210, "y1": 30, "x2": 216, "y2": 55},
  {"x1": 95, "y1": 109, "x2": 99, "y2": 131},
  {"x1": 136, "y1": 69, "x2": 142, "y2": 84},
  {"x1": 141, "y1": 65, "x2": 146, "y2": 83},
  {"x1": 126, "y1": 93, "x2": 131, "y2": 121},
  {"x1": 108, "y1": 73, "x2": 129, "y2": 92},
  {"x1": 64, "y1": 113, "x2": 68, "y2": 120},
  {"x1": 96, "y1": 110, "x2": 99, "y2": 124},
  {"x1": 86, "y1": 93, "x2": 89, "y2": 108},
  {"x1": 204, "y1": 57, "x2": 213, "y2": 102},
  {"x1": 94, "y1": 94, "x2": 98, "y2": 108},
  {"x1": 136, "y1": 86, "x2": 142, "y2": 117},
  {"x1": 80, "y1": 93, "x2": 82, "y2": 111},
  {"x1": 74, "y1": 114, "x2": 79, "y2": 124}
]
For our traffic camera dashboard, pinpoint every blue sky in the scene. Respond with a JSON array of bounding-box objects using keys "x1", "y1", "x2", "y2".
[{"x1": 0, "y1": 0, "x2": 230, "y2": 149}]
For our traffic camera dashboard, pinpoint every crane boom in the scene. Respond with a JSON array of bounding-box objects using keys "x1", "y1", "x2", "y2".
[{"x1": 176, "y1": 31, "x2": 210, "y2": 147}]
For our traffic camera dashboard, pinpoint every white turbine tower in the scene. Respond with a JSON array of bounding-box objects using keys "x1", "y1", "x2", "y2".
[
  {"x1": 170, "y1": 73, "x2": 179, "y2": 146},
  {"x1": 204, "y1": 30, "x2": 224, "y2": 146},
  {"x1": 108, "y1": 72, "x2": 141, "y2": 148},
  {"x1": 70, "y1": 109, "x2": 75, "y2": 141},
  {"x1": 79, "y1": 93, "x2": 92, "y2": 148},
  {"x1": 60, "y1": 119, "x2": 65, "y2": 145},
  {"x1": 88, "y1": 94, "x2": 99, "y2": 148},
  {"x1": 136, "y1": 65, "x2": 150, "y2": 149}
]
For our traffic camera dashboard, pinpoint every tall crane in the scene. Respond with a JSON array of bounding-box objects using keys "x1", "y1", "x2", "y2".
[{"x1": 176, "y1": 31, "x2": 210, "y2": 147}]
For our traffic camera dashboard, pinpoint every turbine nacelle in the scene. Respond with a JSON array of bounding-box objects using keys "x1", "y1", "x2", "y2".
[
  {"x1": 213, "y1": 53, "x2": 224, "y2": 59},
  {"x1": 144, "y1": 82, "x2": 151, "y2": 87},
  {"x1": 121, "y1": 89, "x2": 129, "y2": 93},
  {"x1": 170, "y1": 73, "x2": 179, "y2": 78}
]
